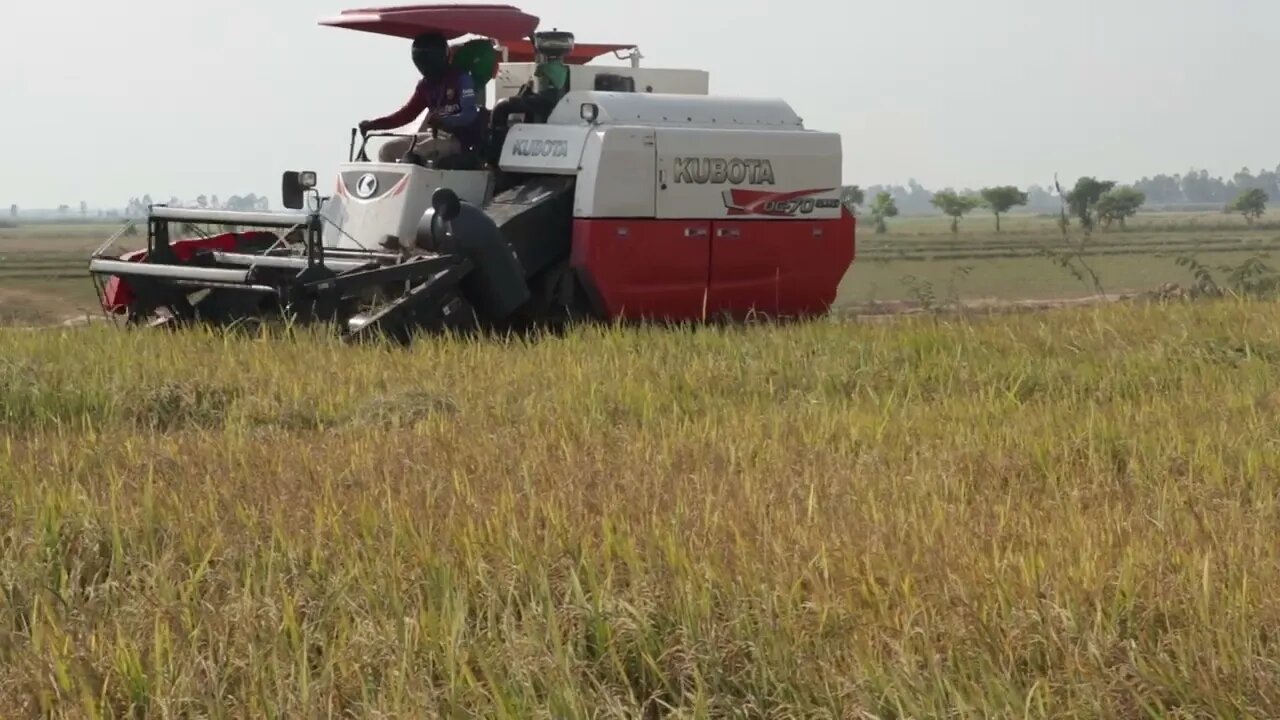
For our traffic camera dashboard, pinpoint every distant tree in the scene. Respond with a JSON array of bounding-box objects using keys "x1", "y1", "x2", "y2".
[
  {"x1": 1229, "y1": 188, "x2": 1268, "y2": 225},
  {"x1": 868, "y1": 191, "x2": 898, "y2": 234},
  {"x1": 79, "y1": 201, "x2": 87, "y2": 217},
  {"x1": 1064, "y1": 177, "x2": 1116, "y2": 230},
  {"x1": 8, "y1": 204, "x2": 16, "y2": 218},
  {"x1": 1095, "y1": 187, "x2": 1146, "y2": 230},
  {"x1": 862, "y1": 179, "x2": 935, "y2": 216},
  {"x1": 1177, "y1": 168, "x2": 1236, "y2": 204},
  {"x1": 224, "y1": 193, "x2": 269, "y2": 212},
  {"x1": 1133, "y1": 173, "x2": 1183, "y2": 205},
  {"x1": 211, "y1": 195, "x2": 220, "y2": 209},
  {"x1": 978, "y1": 185, "x2": 1028, "y2": 232},
  {"x1": 197, "y1": 195, "x2": 209, "y2": 208},
  {"x1": 840, "y1": 185, "x2": 864, "y2": 213},
  {"x1": 1025, "y1": 184, "x2": 1059, "y2": 212},
  {"x1": 1233, "y1": 166, "x2": 1258, "y2": 192},
  {"x1": 930, "y1": 190, "x2": 982, "y2": 234},
  {"x1": 142, "y1": 194, "x2": 154, "y2": 209},
  {"x1": 57, "y1": 204, "x2": 69, "y2": 216}
]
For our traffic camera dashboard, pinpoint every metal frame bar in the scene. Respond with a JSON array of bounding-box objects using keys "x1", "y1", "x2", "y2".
[
  {"x1": 209, "y1": 251, "x2": 373, "y2": 273},
  {"x1": 88, "y1": 258, "x2": 252, "y2": 284},
  {"x1": 312, "y1": 255, "x2": 464, "y2": 294},
  {"x1": 148, "y1": 206, "x2": 313, "y2": 229},
  {"x1": 167, "y1": 280, "x2": 279, "y2": 294},
  {"x1": 346, "y1": 259, "x2": 475, "y2": 342},
  {"x1": 321, "y1": 249, "x2": 406, "y2": 262}
]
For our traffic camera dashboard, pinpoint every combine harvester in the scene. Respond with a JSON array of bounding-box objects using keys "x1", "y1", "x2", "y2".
[{"x1": 88, "y1": 4, "x2": 856, "y2": 342}]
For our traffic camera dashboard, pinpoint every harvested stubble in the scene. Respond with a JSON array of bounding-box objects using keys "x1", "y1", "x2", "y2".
[{"x1": 2, "y1": 300, "x2": 1279, "y2": 718}]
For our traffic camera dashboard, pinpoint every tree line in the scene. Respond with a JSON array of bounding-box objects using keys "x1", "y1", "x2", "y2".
[
  {"x1": 5, "y1": 194, "x2": 272, "y2": 221},
  {"x1": 123, "y1": 193, "x2": 270, "y2": 218},
  {"x1": 10, "y1": 202, "x2": 91, "y2": 217},
  {"x1": 842, "y1": 171, "x2": 1272, "y2": 235},
  {"x1": 1131, "y1": 166, "x2": 1280, "y2": 206},
  {"x1": 850, "y1": 164, "x2": 1280, "y2": 217},
  {"x1": 9, "y1": 163, "x2": 1278, "y2": 229}
]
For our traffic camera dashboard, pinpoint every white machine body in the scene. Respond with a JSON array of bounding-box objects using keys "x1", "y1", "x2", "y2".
[
  {"x1": 492, "y1": 63, "x2": 710, "y2": 105},
  {"x1": 321, "y1": 164, "x2": 492, "y2": 250},
  {"x1": 320, "y1": 55, "x2": 842, "y2": 250},
  {"x1": 496, "y1": 90, "x2": 844, "y2": 221}
]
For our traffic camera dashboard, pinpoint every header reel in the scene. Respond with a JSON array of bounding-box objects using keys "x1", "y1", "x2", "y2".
[{"x1": 88, "y1": 179, "x2": 498, "y2": 344}]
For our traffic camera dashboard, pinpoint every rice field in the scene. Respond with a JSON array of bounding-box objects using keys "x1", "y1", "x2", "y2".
[{"x1": 1, "y1": 297, "x2": 1279, "y2": 716}]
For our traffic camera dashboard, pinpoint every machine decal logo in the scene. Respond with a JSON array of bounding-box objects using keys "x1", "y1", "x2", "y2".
[
  {"x1": 722, "y1": 188, "x2": 840, "y2": 216},
  {"x1": 674, "y1": 157, "x2": 775, "y2": 185},
  {"x1": 355, "y1": 173, "x2": 379, "y2": 198},
  {"x1": 512, "y1": 138, "x2": 570, "y2": 158}
]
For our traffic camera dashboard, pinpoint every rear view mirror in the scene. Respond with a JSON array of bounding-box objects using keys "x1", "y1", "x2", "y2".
[{"x1": 281, "y1": 171, "x2": 305, "y2": 210}]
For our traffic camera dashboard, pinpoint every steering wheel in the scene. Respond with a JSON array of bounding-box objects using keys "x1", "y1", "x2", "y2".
[{"x1": 352, "y1": 129, "x2": 432, "y2": 166}]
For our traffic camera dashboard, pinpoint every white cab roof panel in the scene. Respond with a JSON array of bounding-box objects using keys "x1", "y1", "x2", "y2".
[{"x1": 545, "y1": 91, "x2": 806, "y2": 130}]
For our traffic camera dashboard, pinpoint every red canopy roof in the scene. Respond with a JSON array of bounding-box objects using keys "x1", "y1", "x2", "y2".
[
  {"x1": 501, "y1": 40, "x2": 637, "y2": 65},
  {"x1": 319, "y1": 4, "x2": 540, "y2": 41}
]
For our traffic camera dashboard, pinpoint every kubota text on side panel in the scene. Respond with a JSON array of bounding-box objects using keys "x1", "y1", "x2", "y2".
[{"x1": 654, "y1": 127, "x2": 843, "y2": 220}]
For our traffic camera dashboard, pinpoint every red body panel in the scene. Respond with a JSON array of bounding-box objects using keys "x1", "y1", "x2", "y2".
[
  {"x1": 571, "y1": 219, "x2": 711, "y2": 320},
  {"x1": 706, "y1": 221, "x2": 783, "y2": 317},
  {"x1": 571, "y1": 209, "x2": 855, "y2": 322},
  {"x1": 501, "y1": 40, "x2": 637, "y2": 64},
  {"x1": 100, "y1": 231, "x2": 277, "y2": 314},
  {"x1": 319, "y1": 4, "x2": 540, "y2": 41},
  {"x1": 707, "y1": 209, "x2": 856, "y2": 319}
]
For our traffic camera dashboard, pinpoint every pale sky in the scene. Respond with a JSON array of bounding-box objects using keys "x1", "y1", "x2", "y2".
[{"x1": 2, "y1": 0, "x2": 1276, "y2": 208}]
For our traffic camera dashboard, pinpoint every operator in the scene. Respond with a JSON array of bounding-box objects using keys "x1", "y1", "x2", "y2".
[
  {"x1": 486, "y1": 54, "x2": 568, "y2": 161},
  {"x1": 358, "y1": 32, "x2": 486, "y2": 163},
  {"x1": 492, "y1": 53, "x2": 569, "y2": 130}
]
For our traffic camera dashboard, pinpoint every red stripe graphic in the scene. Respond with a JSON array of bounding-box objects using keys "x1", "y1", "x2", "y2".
[{"x1": 722, "y1": 188, "x2": 835, "y2": 216}]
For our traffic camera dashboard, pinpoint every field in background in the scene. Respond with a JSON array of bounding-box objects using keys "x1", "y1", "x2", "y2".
[
  {"x1": 2, "y1": 300, "x2": 1278, "y2": 716},
  {"x1": 840, "y1": 210, "x2": 1280, "y2": 308},
  {"x1": 4, "y1": 210, "x2": 1279, "y2": 324},
  {"x1": 0, "y1": 223, "x2": 122, "y2": 324}
]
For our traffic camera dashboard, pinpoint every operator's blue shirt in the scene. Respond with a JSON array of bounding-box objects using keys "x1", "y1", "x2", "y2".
[{"x1": 365, "y1": 68, "x2": 483, "y2": 145}]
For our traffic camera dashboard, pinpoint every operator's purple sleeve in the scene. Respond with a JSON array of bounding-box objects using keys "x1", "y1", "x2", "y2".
[
  {"x1": 438, "y1": 72, "x2": 479, "y2": 130},
  {"x1": 365, "y1": 80, "x2": 430, "y2": 131}
]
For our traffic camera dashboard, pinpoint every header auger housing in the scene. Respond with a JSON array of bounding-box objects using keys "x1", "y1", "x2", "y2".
[{"x1": 88, "y1": 3, "x2": 856, "y2": 344}]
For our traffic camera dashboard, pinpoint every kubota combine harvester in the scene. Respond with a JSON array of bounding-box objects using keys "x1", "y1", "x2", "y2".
[{"x1": 88, "y1": 4, "x2": 855, "y2": 342}]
